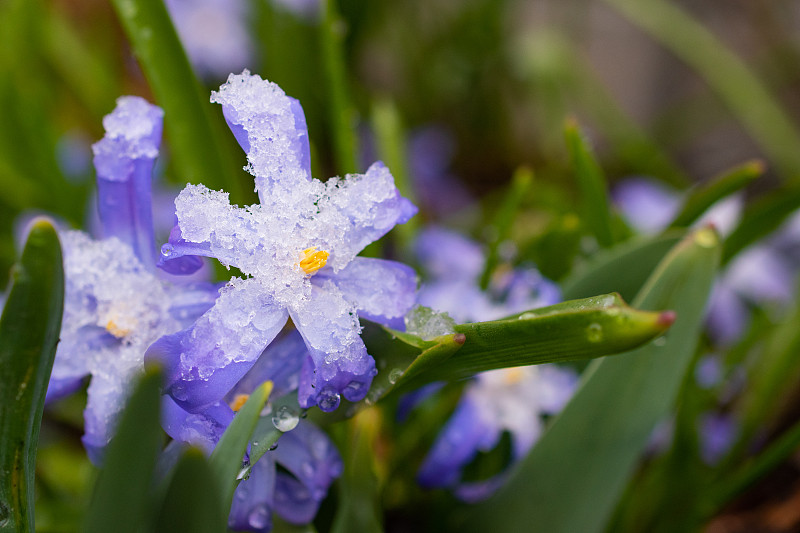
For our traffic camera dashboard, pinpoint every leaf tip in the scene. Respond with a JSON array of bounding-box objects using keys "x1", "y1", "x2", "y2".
[
  {"x1": 694, "y1": 225, "x2": 721, "y2": 248},
  {"x1": 656, "y1": 310, "x2": 677, "y2": 329},
  {"x1": 453, "y1": 333, "x2": 466, "y2": 345}
]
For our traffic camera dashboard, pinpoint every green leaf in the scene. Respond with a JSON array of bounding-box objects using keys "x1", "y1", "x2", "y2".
[
  {"x1": 109, "y1": 0, "x2": 244, "y2": 201},
  {"x1": 723, "y1": 184, "x2": 800, "y2": 264},
  {"x1": 330, "y1": 410, "x2": 384, "y2": 533},
  {"x1": 209, "y1": 381, "x2": 273, "y2": 513},
  {"x1": 561, "y1": 231, "x2": 684, "y2": 301},
  {"x1": 479, "y1": 167, "x2": 534, "y2": 290},
  {"x1": 669, "y1": 159, "x2": 763, "y2": 229},
  {"x1": 153, "y1": 447, "x2": 226, "y2": 533},
  {"x1": 0, "y1": 220, "x2": 63, "y2": 533},
  {"x1": 83, "y1": 366, "x2": 164, "y2": 533},
  {"x1": 469, "y1": 227, "x2": 720, "y2": 533},
  {"x1": 355, "y1": 294, "x2": 674, "y2": 410},
  {"x1": 565, "y1": 118, "x2": 615, "y2": 248}
]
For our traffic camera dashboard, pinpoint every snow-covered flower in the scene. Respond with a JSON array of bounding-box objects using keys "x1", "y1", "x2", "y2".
[
  {"x1": 48, "y1": 96, "x2": 219, "y2": 463},
  {"x1": 148, "y1": 71, "x2": 417, "y2": 414},
  {"x1": 162, "y1": 330, "x2": 341, "y2": 532},
  {"x1": 410, "y1": 227, "x2": 578, "y2": 500}
]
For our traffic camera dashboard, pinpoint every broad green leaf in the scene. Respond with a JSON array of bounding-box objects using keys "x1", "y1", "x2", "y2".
[
  {"x1": 0, "y1": 221, "x2": 63, "y2": 533},
  {"x1": 479, "y1": 167, "x2": 533, "y2": 290},
  {"x1": 469, "y1": 227, "x2": 720, "y2": 533},
  {"x1": 669, "y1": 160, "x2": 763, "y2": 229},
  {"x1": 604, "y1": 0, "x2": 800, "y2": 180},
  {"x1": 209, "y1": 381, "x2": 273, "y2": 513},
  {"x1": 154, "y1": 447, "x2": 226, "y2": 533},
  {"x1": 330, "y1": 409, "x2": 384, "y2": 533},
  {"x1": 83, "y1": 366, "x2": 164, "y2": 533},
  {"x1": 565, "y1": 119, "x2": 615, "y2": 248},
  {"x1": 355, "y1": 294, "x2": 674, "y2": 411},
  {"x1": 109, "y1": 0, "x2": 244, "y2": 201},
  {"x1": 561, "y1": 231, "x2": 683, "y2": 301},
  {"x1": 723, "y1": 185, "x2": 800, "y2": 264}
]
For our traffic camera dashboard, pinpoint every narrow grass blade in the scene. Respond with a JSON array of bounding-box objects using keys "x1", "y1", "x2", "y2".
[
  {"x1": 604, "y1": 0, "x2": 800, "y2": 180},
  {"x1": 0, "y1": 221, "x2": 63, "y2": 533},
  {"x1": 669, "y1": 160, "x2": 763, "y2": 229},
  {"x1": 109, "y1": 0, "x2": 244, "y2": 200},
  {"x1": 723, "y1": 185, "x2": 800, "y2": 264},
  {"x1": 469, "y1": 227, "x2": 720, "y2": 533},
  {"x1": 565, "y1": 119, "x2": 615, "y2": 247},
  {"x1": 330, "y1": 409, "x2": 384, "y2": 533},
  {"x1": 153, "y1": 447, "x2": 226, "y2": 533},
  {"x1": 209, "y1": 381, "x2": 273, "y2": 513},
  {"x1": 83, "y1": 366, "x2": 164, "y2": 533},
  {"x1": 479, "y1": 167, "x2": 534, "y2": 290}
]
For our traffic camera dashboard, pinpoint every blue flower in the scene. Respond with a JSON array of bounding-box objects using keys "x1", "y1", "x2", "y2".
[
  {"x1": 161, "y1": 330, "x2": 342, "y2": 532},
  {"x1": 47, "y1": 96, "x2": 220, "y2": 464},
  {"x1": 409, "y1": 227, "x2": 577, "y2": 501},
  {"x1": 148, "y1": 71, "x2": 417, "y2": 414}
]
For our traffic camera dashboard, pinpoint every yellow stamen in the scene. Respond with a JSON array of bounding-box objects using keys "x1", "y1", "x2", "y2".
[
  {"x1": 298, "y1": 247, "x2": 329, "y2": 276},
  {"x1": 230, "y1": 393, "x2": 250, "y2": 412},
  {"x1": 503, "y1": 368, "x2": 525, "y2": 385},
  {"x1": 106, "y1": 320, "x2": 132, "y2": 339}
]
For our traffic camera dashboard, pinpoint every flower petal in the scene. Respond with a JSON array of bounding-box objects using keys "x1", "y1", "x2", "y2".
[
  {"x1": 315, "y1": 162, "x2": 417, "y2": 269},
  {"x1": 315, "y1": 257, "x2": 417, "y2": 328},
  {"x1": 146, "y1": 277, "x2": 288, "y2": 412},
  {"x1": 289, "y1": 283, "x2": 376, "y2": 410},
  {"x1": 225, "y1": 330, "x2": 307, "y2": 401},
  {"x1": 161, "y1": 396, "x2": 233, "y2": 455},
  {"x1": 92, "y1": 96, "x2": 163, "y2": 266},
  {"x1": 415, "y1": 226, "x2": 485, "y2": 282},
  {"x1": 211, "y1": 71, "x2": 312, "y2": 199}
]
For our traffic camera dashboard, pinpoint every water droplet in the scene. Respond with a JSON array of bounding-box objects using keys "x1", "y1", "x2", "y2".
[
  {"x1": 301, "y1": 462, "x2": 314, "y2": 477},
  {"x1": 654, "y1": 336, "x2": 667, "y2": 347},
  {"x1": 160, "y1": 243, "x2": 174, "y2": 257},
  {"x1": 269, "y1": 443, "x2": 279, "y2": 451},
  {"x1": 171, "y1": 384, "x2": 188, "y2": 401},
  {"x1": 343, "y1": 380, "x2": 363, "y2": 400},
  {"x1": 586, "y1": 323, "x2": 603, "y2": 342},
  {"x1": 318, "y1": 387, "x2": 341, "y2": 412},
  {"x1": 388, "y1": 368, "x2": 404, "y2": 384},
  {"x1": 248, "y1": 504, "x2": 270, "y2": 529},
  {"x1": 236, "y1": 462, "x2": 251, "y2": 481},
  {"x1": 271, "y1": 405, "x2": 299, "y2": 432}
]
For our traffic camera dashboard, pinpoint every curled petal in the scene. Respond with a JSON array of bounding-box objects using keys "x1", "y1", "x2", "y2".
[
  {"x1": 315, "y1": 257, "x2": 417, "y2": 328},
  {"x1": 161, "y1": 396, "x2": 233, "y2": 455},
  {"x1": 146, "y1": 278, "x2": 288, "y2": 412}
]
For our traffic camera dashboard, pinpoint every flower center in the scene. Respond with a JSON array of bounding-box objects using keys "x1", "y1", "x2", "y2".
[
  {"x1": 105, "y1": 319, "x2": 133, "y2": 339},
  {"x1": 503, "y1": 367, "x2": 526, "y2": 385},
  {"x1": 298, "y1": 247, "x2": 329, "y2": 276}
]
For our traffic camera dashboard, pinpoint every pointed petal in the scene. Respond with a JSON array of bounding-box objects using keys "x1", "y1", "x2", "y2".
[
  {"x1": 315, "y1": 257, "x2": 417, "y2": 327},
  {"x1": 145, "y1": 277, "x2": 288, "y2": 412},
  {"x1": 315, "y1": 162, "x2": 417, "y2": 269},
  {"x1": 289, "y1": 284, "x2": 376, "y2": 410},
  {"x1": 92, "y1": 96, "x2": 163, "y2": 266}
]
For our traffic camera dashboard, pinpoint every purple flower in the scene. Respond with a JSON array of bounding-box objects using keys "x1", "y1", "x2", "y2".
[
  {"x1": 47, "y1": 97, "x2": 220, "y2": 464},
  {"x1": 417, "y1": 366, "x2": 578, "y2": 502},
  {"x1": 148, "y1": 71, "x2": 417, "y2": 414},
  {"x1": 410, "y1": 227, "x2": 577, "y2": 500},
  {"x1": 162, "y1": 330, "x2": 342, "y2": 532},
  {"x1": 698, "y1": 412, "x2": 738, "y2": 465}
]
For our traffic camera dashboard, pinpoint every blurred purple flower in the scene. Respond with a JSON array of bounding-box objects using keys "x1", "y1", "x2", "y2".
[
  {"x1": 47, "y1": 96, "x2": 220, "y2": 463},
  {"x1": 162, "y1": 330, "x2": 342, "y2": 532},
  {"x1": 410, "y1": 227, "x2": 577, "y2": 500},
  {"x1": 148, "y1": 71, "x2": 417, "y2": 414},
  {"x1": 165, "y1": 0, "x2": 253, "y2": 79},
  {"x1": 698, "y1": 412, "x2": 738, "y2": 465}
]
